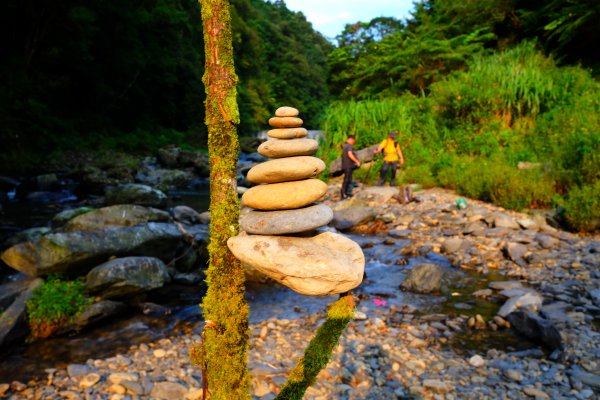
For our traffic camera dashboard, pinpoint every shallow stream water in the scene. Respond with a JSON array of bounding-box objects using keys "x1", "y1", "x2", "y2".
[{"x1": 0, "y1": 190, "x2": 540, "y2": 382}]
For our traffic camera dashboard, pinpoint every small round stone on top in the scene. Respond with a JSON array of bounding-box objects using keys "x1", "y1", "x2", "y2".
[{"x1": 275, "y1": 106, "x2": 299, "y2": 117}]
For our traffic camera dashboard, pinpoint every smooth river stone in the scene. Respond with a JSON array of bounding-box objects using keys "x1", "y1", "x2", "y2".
[
  {"x1": 258, "y1": 138, "x2": 318, "y2": 158},
  {"x1": 247, "y1": 156, "x2": 325, "y2": 184},
  {"x1": 242, "y1": 179, "x2": 327, "y2": 210},
  {"x1": 268, "y1": 116, "x2": 303, "y2": 128},
  {"x1": 240, "y1": 204, "x2": 333, "y2": 235},
  {"x1": 268, "y1": 127, "x2": 308, "y2": 139},
  {"x1": 275, "y1": 106, "x2": 299, "y2": 117},
  {"x1": 227, "y1": 232, "x2": 364, "y2": 295}
]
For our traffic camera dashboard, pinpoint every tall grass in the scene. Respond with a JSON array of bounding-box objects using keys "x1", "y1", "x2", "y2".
[{"x1": 321, "y1": 42, "x2": 600, "y2": 231}]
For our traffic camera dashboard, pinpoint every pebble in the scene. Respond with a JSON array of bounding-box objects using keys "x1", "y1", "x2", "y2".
[
  {"x1": 79, "y1": 373, "x2": 101, "y2": 389},
  {"x1": 469, "y1": 355, "x2": 485, "y2": 367},
  {"x1": 523, "y1": 387, "x2": 550, "y2": 399}
]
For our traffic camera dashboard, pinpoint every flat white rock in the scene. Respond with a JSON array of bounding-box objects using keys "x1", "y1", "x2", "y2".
[{"x1": 227, "y1": 232, "x2": 364, "y2": 296}]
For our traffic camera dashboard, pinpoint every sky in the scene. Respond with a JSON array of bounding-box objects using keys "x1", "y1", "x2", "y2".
[{"x1": 284, "y1": 0, "x2": 416, "y2": 39}]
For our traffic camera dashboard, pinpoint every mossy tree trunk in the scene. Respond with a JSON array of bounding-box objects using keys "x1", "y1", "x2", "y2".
[{"x1": 194, "y1": 0, "x2": 250, "y2": 398}]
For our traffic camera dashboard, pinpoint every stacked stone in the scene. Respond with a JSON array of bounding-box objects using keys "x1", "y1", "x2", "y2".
[
  {"x1": 240, "y1": 106, "x2": 331, "y2": 235},
  {"x1": 227, "y1": 107, "x2": 365, "y2": 296}
]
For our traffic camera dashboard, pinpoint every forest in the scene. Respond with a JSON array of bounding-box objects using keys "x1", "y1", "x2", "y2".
[{"x1": 1, "y1": 0, "x2": 599, "y2": 229}]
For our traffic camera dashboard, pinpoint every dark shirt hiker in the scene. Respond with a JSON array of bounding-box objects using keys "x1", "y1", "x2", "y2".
[{"x1": 341, "y1": 135, "x2": 360, "y2": 199}]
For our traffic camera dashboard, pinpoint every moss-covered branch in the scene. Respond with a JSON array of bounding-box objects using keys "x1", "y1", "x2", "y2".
[
  {"x1": 190, "y1": 1, "x2": 250, "y2": 399},
  {"x1": 275, "y1": 294, "x2": 355, "y2": 400}
]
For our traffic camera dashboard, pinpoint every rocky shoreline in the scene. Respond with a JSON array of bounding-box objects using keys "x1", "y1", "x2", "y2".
[{"x1": 1, "y1": 183, "x2": 599, "y2": 399}]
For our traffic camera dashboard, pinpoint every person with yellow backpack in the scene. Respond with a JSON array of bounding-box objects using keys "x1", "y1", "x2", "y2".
[{"x1": 374, "y1": 131, "x2": 405, "y2": 187}]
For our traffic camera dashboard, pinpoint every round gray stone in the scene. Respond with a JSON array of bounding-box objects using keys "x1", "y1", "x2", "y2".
[{"x1": 241, "y1": 204, "x2": 333, "y2": 235}]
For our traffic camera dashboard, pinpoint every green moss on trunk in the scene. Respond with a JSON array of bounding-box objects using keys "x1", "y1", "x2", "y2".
[
  {"x1": 193, "y1": 1, "x2": 250, "y2": 398},
  {"x1": 275, "y1": 294, "x2": 356, "y2": 400}
]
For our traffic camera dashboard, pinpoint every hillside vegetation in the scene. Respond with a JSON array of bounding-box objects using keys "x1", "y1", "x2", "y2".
[{"x1": 322, "y1": 0, "x2": 599, "y2": 231}]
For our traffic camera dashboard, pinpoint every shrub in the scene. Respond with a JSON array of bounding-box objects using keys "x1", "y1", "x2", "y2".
[
  {"x1": 26, "y1": 276, "x2": 92, "y2": 339},
  {"x1": 563, "y1": 181, "x2": 600, "y2": 232}
]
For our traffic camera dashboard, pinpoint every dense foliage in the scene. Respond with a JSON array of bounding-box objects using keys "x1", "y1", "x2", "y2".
[
  {"x1": 322, "y1": 43, "x2": 600, "y2": 231},
  {"x1": 0, "y1": 0, "x2": 331, "y2": 171},
  {"x1": 26, "y1": 276, "x2": 92, "y2": 339}
]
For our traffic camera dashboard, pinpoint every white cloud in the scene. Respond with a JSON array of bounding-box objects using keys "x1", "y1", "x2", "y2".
[{"x1": 284, "y1": 0, "x2": 415, "y2": 38}]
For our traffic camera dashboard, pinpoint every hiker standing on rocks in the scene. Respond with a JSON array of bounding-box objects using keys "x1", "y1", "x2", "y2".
[
  {"x1": 341, "y1": 135, "x2": 360, "y2": 199},
  {"x1": 374, "y1": 131, "x2": 404, "y2": 186}
]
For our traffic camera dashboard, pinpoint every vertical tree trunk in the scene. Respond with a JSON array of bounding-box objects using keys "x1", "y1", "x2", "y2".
[{"x1": 194, "y1": 0, "x2": 250, "y2": 398}]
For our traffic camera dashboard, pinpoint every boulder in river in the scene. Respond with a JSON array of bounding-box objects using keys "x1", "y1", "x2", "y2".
[
  {"x1": 6, "y1": 227, "x2": 51, "y2": 247},
  {"x1": 506, "y1": 310, "x2": 563, "y2": 350},
  {"x1": 0, "y1": 278, "x2": 43, "y2": 348},
  {"x1": 52, "y1": 207, "x2": 95, "y2": 228},
  {"x1": 63, "y1": 205, "x2": 170, "y2": 231},
  {"x1": 171, "y1": 205, "x2": 201, "y2": 225},
  {"x1": 58, "y1": 300, "x2": 127, "y2": 334},
  {"x1": 1, "y1": 222, "x2": 184, "y2": 277},
  {"x1": 400, "y1": 263, "x2": 445, "y2": 294},
  {"x1": 86, "y1": 257, "x2": 171, "y2": 298},
  {"x1": 227, "y1": 232, "x2": 364, "y2": 296},
  {"x1": 332, "y1": 206, "x2": 377, "y2": 231},
  {"x1": 105, "y1": 184, "x2": 168, "y2": 208}
]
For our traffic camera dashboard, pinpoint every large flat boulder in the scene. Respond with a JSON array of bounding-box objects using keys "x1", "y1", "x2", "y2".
[
  {"x1": 86, "y1": 257, "x2": 170, "y2": 298},
  {"x1": 227, "y1": 232, "x2": 364, "y2": 296},
  {"x1": 1, "y1": 223, "x2": 183, "y2": 277},
  {"x1": 63, "y1": 205, "x2": 170, "y2": 231}
]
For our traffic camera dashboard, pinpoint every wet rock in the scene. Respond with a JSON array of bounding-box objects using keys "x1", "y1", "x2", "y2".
[
  {"x1": 60, "y1": 300, "x2": 127, "y2": 333},
  {"x1": 400, "y1": 263, "x2": 444, "y2": 294},
  {"x1": 241, "y1": 204, "x2": 333, "y2": 235},
  {"x1": 105, "y1": 184, "x2": 168, "y2": 208},
  {"x1": 171, "y1": 206, "x2": 201, "y2": 225},
  {"x1": 242, "y1": 179, "x2": 327, "y2": 210},
  {"x1": 63, "y1": 204, "x2": 170, "y2": 231},
  {"x1": 332, "y1": 206, "x2": 376, "y2": 231},
  {"x1": 178, "y1": 150, "x2": 210, "y2": 176},
  {"x1": 473, "y1": 289, "x2": 493, "y2": 298},
  {"x1": 6, "y1": 227, "x2": 51, "y2": 247},
  {"x1": 227, "y1": 232, "x2": 364, "y2": 296},
  {"x1": 1, "y1": 222, "x2": 183, "y2": 277},
  {"x1": 51, "y1": 207, "x2": 95, "y2": 228},
  {"x1": 506, "y1": 310, "x2": 563, "y2": 350},
  {"x1": 157, "y1": 145, "x2": 180, "y2": 168},
  {"x1": 497, "y1": 291, "x2": 543, "y2": 317},
  {"x1": 135, "y1": 165, "x2": 194, "y2": 192},
  {"x1": 86, "y1": 257, "x2": 170, "y2": 298},
  {"x1": 0, "y1": 278, "x2": 43, "y2": 347}
]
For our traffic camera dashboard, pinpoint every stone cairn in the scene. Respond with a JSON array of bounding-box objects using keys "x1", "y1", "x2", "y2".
[{"x1": 227, "y1": 106, "x2": 364, "y2": 296}]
